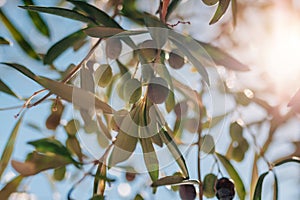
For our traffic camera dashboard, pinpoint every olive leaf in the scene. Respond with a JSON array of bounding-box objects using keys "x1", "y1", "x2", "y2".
[
  {"x1": 44, "y1": 30, "x2": 86, "y2": 65},
  {"x1": 0, "y1": 116, "x2": 23, "y2": 179},
  {"x1": 12, "y1": 152, "x2": 73, "y2": 176},
  {"x1": 19, "y1": 5, "x2": 96, "y2": 24},
  {"x1": 22, "y1": 0, "x2": 50, "y2": 37},
  {"x1": 0, "y1": 9, "x2": 40, "y2": 60},
  {"x1": 140, "y1": 138, "x2": 159, "y2": 181},
  {"x1": 0, "y1": 79, "x2": 19, "y2": 99},
  {"x1": 215, "y1": 152, "x2": 246, "y2": 200},
  {"x1": 0, "y1": 176, "x2": 23, "y2": 199},
  {"x1": 209, "y1": 0, "x2": 231, "y2": 25},
  {"x1": 108, "y1": 131, "x2": 138, "y2": 166}
]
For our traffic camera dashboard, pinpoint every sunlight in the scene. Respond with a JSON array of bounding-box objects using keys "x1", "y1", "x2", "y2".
[{"x1": 262, "y1": 6, "x2": 300, "y2": 99}]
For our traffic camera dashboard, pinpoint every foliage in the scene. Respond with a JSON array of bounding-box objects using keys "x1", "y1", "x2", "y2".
[{"x1": 0, "y1": 0, "x2": 299, "y2": 200}]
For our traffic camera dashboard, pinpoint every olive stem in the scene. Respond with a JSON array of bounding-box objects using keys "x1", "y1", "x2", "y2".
[{"x1": 195, "y1": 91, "x2": 204, "y2": 200}]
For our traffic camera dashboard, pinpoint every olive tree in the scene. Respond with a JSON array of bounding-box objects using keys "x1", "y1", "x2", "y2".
[{"x1": 0, "y1": 0, "x2": 299, "y2": 200}]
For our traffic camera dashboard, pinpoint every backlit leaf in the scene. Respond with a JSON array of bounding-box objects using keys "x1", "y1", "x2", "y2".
[
  {"x1": 84, "y1": 27, "x2": 147, "y2": 38},
  {"x1": 0, "y1": 116, "x2": 23, "y2": 179},
  {"x1": 44, "y1": 30, "x2": 86, "y2": 64},
  {"x1": 159, "y1": 129, "x2": 189, "y2": 178},
  {"x1": 0, "y1": 36, "x2": 10, "y2": 45},
  {"x1": 68, "y1": 0, "x2": 121, "y2": 28},
  {"x1": 109, "y1": 131, "x2": 138, "y2": 166},
  {"x1": 274, "y1": 156, "x2": 300, "y2": 167},
  {"x1": 209, "y1": 0, "x2": 231, "y2": 25},
  {"x1": 140, "y1": 138, "x2": 159, "y2": 181},
  {"x1": 198, "y1": 41, "x2": 249, "y2": 71},
  {"x1": 0, "y1": 176, "x2": 23, "y2": 200},
  {"x1": 168, "y1": 31, "x2": 210, "y2": 85},
  {"x1": 12, "y1": 152, "x2": 73, "y2": 176},
  {"x1": 0, "y1": 9, "x2": 40, "y2": 60},
  {"x1": 36, "y1": 77, "x2": 114, "y2": 114},
  {"x1": 28, "y1": 138, "x2": 74, "y2": 160},
  {"x1": 253, "y1": 172, "x2": 269, "y2": 200},
  {"x1": 0, "y1": 79, "x2": 19, "y2": 98},
  {"x1": 66, "y1": 136, "x2": 84, "y2": 162},
  {"x1": 215, "y1": 152, "x2": 246, "y2": 200},
  {"x1": 53, "y1": 166, "x2": 66, "y2": 181},
  {"x1": 19, "y1": 6, "x2": 96, "y2": 24},
  {"x1": 22, "y1": 0, "x2": 50, "y2": 37},
  {"x1": 151, "y1": 175, "x2": 184, "y2": 187},
  {"x1": 0, "y1": 63, "x2": 36, "y2": 81}
]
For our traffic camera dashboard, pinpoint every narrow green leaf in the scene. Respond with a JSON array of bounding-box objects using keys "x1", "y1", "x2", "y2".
[
  {"x1": 53, "y1": 166, "x2": 66, "y2": 181},
  {"x1": 22, "y1": 0, "x2": 50, "y2": 37},
  {"x1": 93, "y1": 162, "x2": 106, "y2": 196},
  {"x1": 253, "y1": 172, "x2": 269, "y2": 200},
  {"x1": 209, "y1": 0, "x2": 231, "y2": 25},
  {"x1": 274, "y1": 156, "x2": 300, "y2": 167},
  {"x1": 109, "y1": 131, "x2": 137, "y2": 166},
  {"x1": 28, "y1": 138, "x2": 74, "y2": 160},
  {"x1": 0, "y1": 36, "x2": 10, "y2": 45},
  {"x1": 0, "y1": 79, "x2": 19, "y2": 98},
  {"x1": 0, "y1": 9, "x2": 40, "y2": 60},
  {"x1": 273, "y1": 172, "x2": 278, "y2": 200},
  {"x1": 12, "y1": 152, "x2": 73, "y2": 176},
  {"x1": 0, "y1": 175, "x2": 23, "y2": 199},
  {"x1": 121, "y1": 0, "x2": 145, "y2": 25},
  {"x1": 151, "y1": 175, "x2": 184, "y2": 187},
  {"x1": 159, "y1": 129, "x2": 189, "y2": 178},
  {"x1": 109, "y1": 131, "x2": 138, "y2": 166},
  {"x1": 66, "y1": 136, "x2": 84, "y2": 162},
  {"x1": 68, "y1": 0, "x2": 121, "y2": 28},
  {"x1": 140, "y1": 138, "x2": 159, "y2": 181},
  {"x1": 36, "y1": 77, "x2": 114, "y2": 114},
  {"x1": 168, "y1": 32, "x2": 210, "y2": 85},
  {"x1": 0, "y1": 116, "x2": 23, "y2": 179},
  {"x1": 134, "y1": 194, "x2": 144, "y2": 200},
  {"x1": 84, "y1": 26, "x2": 147, "y2": 38},
  {"x1": 1, "y1": 63, "x2": 36, "y2": 81},
  {"x1": 166, "y1": 0, "x2": 181, "y2": 20},
  {"x1": 44, "y1": 30, "x2": 86, "y2": 64},
  {"x1": 198, "y1": 41, "x2": 249, "y2": 71},
  {"x1": 215, "y1": 152, "x2": 246, "y2": 200},
  {"x1": 19, "y1": 6, "x2": 96, "y2": 24}
]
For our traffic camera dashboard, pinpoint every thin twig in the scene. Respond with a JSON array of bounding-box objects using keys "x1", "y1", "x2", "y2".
[
  {"x1": 195, "y1": 91, "x2": 204, "y2": 200},
  {"x1": 26, "y1": 39, "x2": 102, "y2": 110}
]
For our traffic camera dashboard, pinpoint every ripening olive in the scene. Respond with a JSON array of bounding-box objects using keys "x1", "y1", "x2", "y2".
[
  {"x1": 139, "y1": 40, "x2": 157, "y2": 62},
  {"x1": 168, "y1": 50, "x2": 185, "y2": 69},
  {"x1": 215, "y1": 177, "x2": 235, "y2": 200},
  {"x1": 106, "y1": 38, "x2": 122, "y2": 59},
  {"x1": 147, "y1": 77, "x2": 169, "y2": 104},
  {"x1": 179, "y1": 184, "x2": 196, "y2": 200}
]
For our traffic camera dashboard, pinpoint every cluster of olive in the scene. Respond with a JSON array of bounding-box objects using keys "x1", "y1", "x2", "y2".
[
  {"x1": 178, "y1": 177, "x2": 235, "y2": 200},
  {"x1": 227, "y1": 122, "x2": 249, "y2": 162}
]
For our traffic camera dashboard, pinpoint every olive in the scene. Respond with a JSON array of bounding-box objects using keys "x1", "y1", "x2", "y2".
[
  {"x1": 215, "y1": 177, "x2": 235, "y2": 200},
  {"x1": 179, "y1": 184, "x2": 196, "y2": 200},
  {"x1": 106, "y1": 38, "x2": 122, "y2": 59},
  {"x1": 169, "y1": 50, "x2": 185, "y2": 69},
  {"x1": 147, "y1": 77, "x2": 169, "y2": 104},
  {"x1": 139, "y1": 40, "x2": 157, "y2": 62}
]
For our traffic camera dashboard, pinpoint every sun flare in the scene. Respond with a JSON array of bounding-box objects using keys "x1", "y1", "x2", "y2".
[{"x1": 262, "y1": 5, "x2": 300, "y2": 99}]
